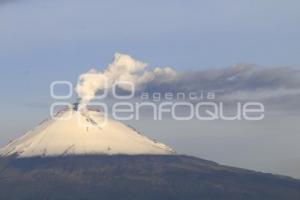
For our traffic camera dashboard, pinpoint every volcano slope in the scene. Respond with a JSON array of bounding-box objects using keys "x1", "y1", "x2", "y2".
[{"x1": 0, "y1": 155, "x2": 299, "y2": 200}]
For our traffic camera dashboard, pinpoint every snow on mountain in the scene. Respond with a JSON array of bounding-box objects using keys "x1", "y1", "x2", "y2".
[{"x1": 0, "y1": 108, "x2": 175, "y2": 158}]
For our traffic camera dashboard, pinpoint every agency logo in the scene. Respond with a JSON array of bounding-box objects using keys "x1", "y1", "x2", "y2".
[{"x1": 50, "y1": 79, "x2": 265, "y2": 127}]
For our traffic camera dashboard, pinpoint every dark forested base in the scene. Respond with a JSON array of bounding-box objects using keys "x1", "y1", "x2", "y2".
[{"x1": 0, "y1": 155, "x2": 299, "y2": 200}]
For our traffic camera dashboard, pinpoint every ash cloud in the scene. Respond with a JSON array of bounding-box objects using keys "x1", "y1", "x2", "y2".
[
  {"x1": 75, "y1": 53, "x2": 177, "y2": 107},
  {"x1": 143, "y1": 64, "x2": 300, "y2": 108},
  {"x1": 75, "y1": 53, "x2": 300, "y2": 111}
]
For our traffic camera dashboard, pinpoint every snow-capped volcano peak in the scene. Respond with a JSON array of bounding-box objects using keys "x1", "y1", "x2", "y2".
[{"x1": 0, "y1": 108, "x2": 175, "y2": 158}]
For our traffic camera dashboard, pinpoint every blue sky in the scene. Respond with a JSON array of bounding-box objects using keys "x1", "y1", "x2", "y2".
[
  {"x1": 0, "y1": 0, "x2": 300, "y2": 178},
  {"x1": 1, "y1": 0, "x2": 299, "y2": 107},
  {"x1": 1, "y1": 0, "x2": 300, "y2": 68}
]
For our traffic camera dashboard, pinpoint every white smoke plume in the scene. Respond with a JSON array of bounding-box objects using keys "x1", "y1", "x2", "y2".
[{"x1": 75, "y1": 53, "x2": 177, "y2": 106}]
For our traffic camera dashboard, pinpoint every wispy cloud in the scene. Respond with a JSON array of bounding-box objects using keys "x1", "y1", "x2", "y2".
[{"x1": 136, "y1": 63, "x2": 300, "y2": 111}]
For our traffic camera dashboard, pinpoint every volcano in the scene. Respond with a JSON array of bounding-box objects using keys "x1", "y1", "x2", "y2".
[
  {"x1": 0, "y1": 107, "x2": 174, "y2": 157},
  {"x1": 0, "y1": 107, "x2": 299, "y2": 200}
]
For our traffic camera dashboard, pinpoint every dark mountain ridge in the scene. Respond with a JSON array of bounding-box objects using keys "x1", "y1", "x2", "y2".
[{"x1": 0, "y1": 154, "x2": 299, "y2": 200}]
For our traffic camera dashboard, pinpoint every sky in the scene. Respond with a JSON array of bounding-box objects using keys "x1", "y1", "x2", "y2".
[{"x1": 0, "y1": 0, "x2": 300, "y2": 178}]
